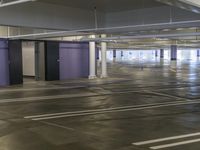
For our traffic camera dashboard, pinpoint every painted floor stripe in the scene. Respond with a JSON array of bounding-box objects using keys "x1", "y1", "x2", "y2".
[
  {"x1": 0, "y1": 93, "x2": 99, "y2": 104},
  {"x1": 25, "y1": 100, "x2": 186, "y2": 119},
  {"x1": 0, "y1": 90, "x2": 165, "y2": 104},
  {"x1": 170, "y1": 69, "x2": 177, "y2": 73},
  {"x1": 144, "y1": 90, "x2": 187, "y2": 100},
  {"x1": 0, "y1": 86, "x2": 84, "y2": 93},
  {"x1": 150, "y1": 138, "x2": 200, "y2": 149},
  {"x1": 0, "y1": 86, "x2": 194, "y2": 104},
  {"x1": 25, "y1": 100, "x2": 200, "y2": 120},
  {"x1": 133, "y1": 132, "x2": 200, "y2": 146}
]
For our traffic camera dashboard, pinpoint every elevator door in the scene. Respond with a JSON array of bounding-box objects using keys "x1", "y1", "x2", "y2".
[
  {"x1": 0, "y1": 40, "x2": 9, "y2": 86},
  {"x1": 45, "y1": 41, "x2": 59, "y2": 81},
  {"x1": 8, "y1": 40, "x2": 23, "y2": 85}
]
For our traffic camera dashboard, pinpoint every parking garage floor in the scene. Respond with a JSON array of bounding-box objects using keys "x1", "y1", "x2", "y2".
[{"x1": 1, "y1": 59, "x2": 200, "y2": 150}]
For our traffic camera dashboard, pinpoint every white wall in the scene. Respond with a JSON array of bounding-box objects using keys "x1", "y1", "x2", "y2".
[{"x1": 22, "y1": 42, "x2": 35, "y2": 76}]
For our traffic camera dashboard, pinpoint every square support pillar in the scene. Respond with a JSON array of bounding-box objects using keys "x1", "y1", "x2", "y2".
[
  {"x1": 155, "y1": 50, "x2": 158, "y2": 57},
  {"x1": 197, "y1": 50, "x2": 200, "y2": 57},
  {"x1": 89, "y1": 35, "x2": 97, "y2": 79},
  {"x1": 121, "y1": 51, "x2": 124, "y2": 57},
  {"x1": 160, "y1": 49, "x2": 164, "y2": 59},
  {"x1": 171, "y1": 45, "x2": 177, "y2": 61},
  {"x1": 96, "y1": 48, "x2": 100, "y2": 60},
  {"x1": 101, "y1": 34, "x2": 108, "y2": 78},
  {"x1": 113, "y1": 50, "x2": 116, "y2": 58}
]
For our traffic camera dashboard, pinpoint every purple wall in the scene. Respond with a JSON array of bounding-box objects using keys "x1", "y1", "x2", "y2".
[
  {"x1": 0, "y1": 40, "x2": 9, "y2": 86},
  {"x1": 59, "y1": 42, "x2": 89, "y2": 80}
]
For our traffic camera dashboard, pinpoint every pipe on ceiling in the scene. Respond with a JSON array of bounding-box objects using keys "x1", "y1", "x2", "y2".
[
  {"x1": 81, "y1": 32, "x2": 200, "y2": 42},
  {"x1": 7, "y1": 19, "x2": 200, "y2": 39},
  {"x1": 0, "y1": 0, "x2": 36, "y2": 7}
]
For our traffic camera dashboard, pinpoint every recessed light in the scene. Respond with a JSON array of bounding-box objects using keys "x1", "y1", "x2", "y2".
[{"x1": 162, "y1": 29, "x2": 171, "y2": 31}]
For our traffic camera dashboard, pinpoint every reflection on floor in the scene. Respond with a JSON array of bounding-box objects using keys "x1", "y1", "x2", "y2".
[
  {"x1": 23, "y1": 76, "x2": 36, "y2": 84},
  {"x1": 1, "y1": 59, "x2": 200, "y2": 150}
]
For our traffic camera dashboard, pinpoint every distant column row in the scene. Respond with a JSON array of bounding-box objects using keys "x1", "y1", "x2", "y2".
[{"x1": 88, "y1": 40, "x2": 200, "y2": 79}]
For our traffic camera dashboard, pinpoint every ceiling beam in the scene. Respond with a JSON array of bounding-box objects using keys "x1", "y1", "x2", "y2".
[{"x1": 82, "y1": 32, "x2": 200, "y2": 42}]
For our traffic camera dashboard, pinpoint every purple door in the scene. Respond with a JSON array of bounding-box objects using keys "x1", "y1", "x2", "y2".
[
  {"x1": 0, "y1": 40, "x2": 9, "y2": 86},
  {"x1": 59, "y1": 42, "x2": 89, "y2": 80}
]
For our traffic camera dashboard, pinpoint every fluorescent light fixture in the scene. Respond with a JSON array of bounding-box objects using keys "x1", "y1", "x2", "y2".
[
  {"x1": 0, "y1": 0, "x2": 36, "y2": 8},
  {"x1": 162, "y1": 29, "x2": 171, "y2": 32},
  {"x1": 176, "y1": 28, "x2": 184, "y2": 31}
]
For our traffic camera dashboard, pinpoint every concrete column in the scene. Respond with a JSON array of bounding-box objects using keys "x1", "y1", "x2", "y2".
[
  {"x1": 197, "y1": 50, "x2": 200, "y2": 57},
  {"x1": 155, "y1": 50, "x2": 158, "y2": 57},
  {"x1": 96, "y1": 48, "x2": 100, "y2": 60},
  {"x1": 89, "y1": 35, "x2": 97, "y2": 79},
  {"x1": 160, "y1": 49, "x2": 164, "y2": 59},
  {"x1": 171, "y1": 45, "x2": 177, "y2": 61},
  {"x1": 113, "y1": 49, "x2": 117, "y2": 62},
  {"x1": 113, "y1": 49, "x2": 116, "y2": 58},
  {"x1": 121, "y1": 51, "x2": 124, "y2": 57},
  {"x1": 101, "y1": 34, "x2": 108, "y2": 78}
]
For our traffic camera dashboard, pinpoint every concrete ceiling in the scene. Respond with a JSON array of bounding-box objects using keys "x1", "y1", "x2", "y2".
[
  {"x1": 39, "y1": 0, "x2": 164, "y2": 12},
  {"x1": 0, "y1": 0, "x2": 199, "y2": 32},
  {"x1": 0, "y1": 0, "x2": 200, "y2": 50}
]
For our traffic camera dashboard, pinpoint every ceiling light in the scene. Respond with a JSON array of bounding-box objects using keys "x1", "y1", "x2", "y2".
[
  {"x1": 176, "y1": 28, "x2": 184, "y2": 31},
  {"x1": 162, "y1": 29, "x2": 171, "y2": 32},
  {"x1": 0, "y1": 0, "x2": 36, "y2": 8}
]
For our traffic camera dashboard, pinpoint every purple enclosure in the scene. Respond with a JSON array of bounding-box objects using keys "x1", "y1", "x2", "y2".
[
  {"x1": 0, "y1": 40, "x2": 9, "y2": 86},
  {"x1": 59, "y1": 42, "x2": 89, "y2": 80}
]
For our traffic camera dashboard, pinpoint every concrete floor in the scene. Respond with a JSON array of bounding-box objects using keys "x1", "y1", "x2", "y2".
[{"x1": 1, "y1": 59, "x2": 200, "y2": 150}]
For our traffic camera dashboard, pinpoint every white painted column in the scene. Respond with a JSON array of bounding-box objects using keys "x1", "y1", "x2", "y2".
[
  {"x1": 89, "y1": 35, "x2": 97, "y2": 79},
  {"x1": 101, "y1": 34, "x2": 108, "y2": 78}
]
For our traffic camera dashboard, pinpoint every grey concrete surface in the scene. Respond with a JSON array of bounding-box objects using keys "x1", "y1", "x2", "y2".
[{"x1": 0, "y1": 59, "x2": 200, "y2": 150}]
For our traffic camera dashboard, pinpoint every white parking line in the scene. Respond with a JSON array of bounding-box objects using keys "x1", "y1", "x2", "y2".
[
  {"x1": 25, "y1": 99, "x2": 200, "y2": 120},
  {"x1": 0, "y1": 93, "x2": 98, "y2": 104},
  {"x1": 170, "y1": 68, "x2": 177, "y2": 73},
  {"x1": 144, "y1": 90, "x2": 187, "y2": 100},
  {"x1": 133, "y1": 132, "x2": 200, "y2": 145},
  {"x1": 0, "y1": 89, "x2": 174, "y2": 104},
  {"x1": 24, "y1": 100, "x2": 184, "y2": 119},
  {"x1": 0, "y1": 86, "x2": 84, "y2": 93},
  {"x1": 0, "y1": 89, "x2": 152, "y2": 104},
  {"x1": 150, "y1": 138, "x2": 200, "y2": 149}
]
